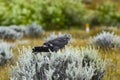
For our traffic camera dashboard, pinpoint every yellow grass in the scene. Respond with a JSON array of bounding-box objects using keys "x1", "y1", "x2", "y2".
[{"x1": 0, "y1": 29, "x2": 120, "y2": 80}]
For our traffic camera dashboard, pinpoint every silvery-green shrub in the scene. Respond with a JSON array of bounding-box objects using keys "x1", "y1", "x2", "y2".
[
  {"x1": 0, "y1": 24, "x2": 45, "y2": 40},
  {"x1": 0, "y1": 27, "x2": 23, "y2": 40},
  {"x1": 90, "y1": 31, "x2": 120, "y2": 49},
  {"x1": 25, "y1": 23, "x2": 44, "y2": 38},
  {"x1": 9, "y1": 25, "x2": 26, "y2": 34},
  {"x1": 11, "y1": 46, "x2": 105, "y2": 80},
  {"x1": 0, "y1": 42, "x2": 13, "y2": 65}
]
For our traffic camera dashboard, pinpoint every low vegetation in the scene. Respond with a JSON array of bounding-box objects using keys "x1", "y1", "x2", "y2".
[
  {"x1": 0, "y1": 23, "x2": 44, "y2": 40},
  {"x1": 90, "y1": 31, "x2": 120, "y2": 49},
  {"x1": 0, "y1": 28, "x2": 120, "y2": 80},
  {"x1": 11, "y1": 46, "x2": 105, "y2": 80},
  {"x1": 0, "y1": 42, "x2": 13, "y2": 65},
  {"x1": 0, "y1": 0, "x2": 120, "y2": 80}
]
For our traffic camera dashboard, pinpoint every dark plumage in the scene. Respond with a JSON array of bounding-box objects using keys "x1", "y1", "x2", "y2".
[{"x1": 32, "y1": 34, "x2": 71, "y2": 53}]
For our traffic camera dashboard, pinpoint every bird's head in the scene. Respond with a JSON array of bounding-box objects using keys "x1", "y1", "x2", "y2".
[{"x1": 64, "y1": 34, "x2": 72, "y2": 41}]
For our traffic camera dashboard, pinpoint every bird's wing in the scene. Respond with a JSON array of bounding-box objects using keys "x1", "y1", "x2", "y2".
[{"x1": 46, "y1": 37, "x2": 68, "y2": 47}]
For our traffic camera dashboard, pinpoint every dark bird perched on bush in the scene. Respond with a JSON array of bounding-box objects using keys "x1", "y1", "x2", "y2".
[{"x1": 32, "y1": 34, "x2": 71, "y2": 53}]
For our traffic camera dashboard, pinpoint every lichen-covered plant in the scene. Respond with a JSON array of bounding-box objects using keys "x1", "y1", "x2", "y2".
[
  {"x1": 0, "y1": 42, "x2": 13, "y2": 65},
  {"x1": 25, "y1": 23, "x2": 45, "y2": 38},
  {"x1": 11, "y1": 46, "x2": 105, "y2": 80},
  {"x1": 90, "y1": 31, "x2": 120, "y2": 49}
]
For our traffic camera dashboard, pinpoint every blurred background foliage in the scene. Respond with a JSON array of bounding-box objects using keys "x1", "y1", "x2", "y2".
[{"x1": 0, "y1": 0, "x2": 120, "y2": 30}]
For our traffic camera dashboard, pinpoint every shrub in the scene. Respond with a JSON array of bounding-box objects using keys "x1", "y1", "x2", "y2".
[
  {"x1": 89, "y1": 12, "x2": 101, "y2": 26},
  {"x1": 0, "y1": 0, "x2": 87, "y2": 30},
  {"x1": 11, "y1": 46, "x2": 105, "y2": 80},
  {"x1": 0, "y1": 23, "x2": 44, "y2": 40},
  {"x1": 40, "y1": 0, "x2": 87, "y2": 30},
  {"x1": 0, "y1": 0, "x2": 42, "y2": 25},
  {"x1": 89, "y1": 1, "x2": 120, "y2": 26},
  {"x1": 90, "y1": 31, "x2": 120, "y2": 49},
  {"x1": 9, "y1": 25, "x2": 26, "y2": 34},
  {"x1": 25, "y1": 23, "x2": 45, "y2": 38},
  {"x1": 0, "y1": 42, "x2": 13, "y2": 65},
  {"x1": 0, "y1": 27, "x2": 23, "y2": 40}
]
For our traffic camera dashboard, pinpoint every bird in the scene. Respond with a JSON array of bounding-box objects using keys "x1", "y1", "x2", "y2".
[{"x1": 32, "y1": 34, "x2": 71, "y2": 53}]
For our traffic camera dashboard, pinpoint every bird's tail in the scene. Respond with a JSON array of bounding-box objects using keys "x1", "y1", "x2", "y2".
[{"x1": 32, "y1": 46, "x2": 49, "y2": 53}]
